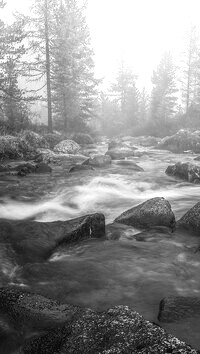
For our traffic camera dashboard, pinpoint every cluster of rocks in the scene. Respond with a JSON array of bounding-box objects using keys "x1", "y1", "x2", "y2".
[
  {"x1": 0, "y1": 196, "x2": 200, "y2": 352},
  {"x1": 0, "y1": 287, "x2": 198, "y2": 354}
]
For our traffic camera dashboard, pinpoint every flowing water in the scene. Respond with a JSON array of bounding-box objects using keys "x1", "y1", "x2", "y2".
[{"x1": 1, "y1": 142, "x2": 200, "y2": 350}]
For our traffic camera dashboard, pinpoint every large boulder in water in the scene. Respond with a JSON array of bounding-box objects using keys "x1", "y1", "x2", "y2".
[
  {"x1": 0, "y1": 213, "x2": 105, "y2": 264},
  {"x1": 42, "y1": 133, "x2": 63, "y2": 149},
  {"x1": 114, "y1": 197, "x2": 175, "y2": 230},
  {"x1": 54, "y1": 139, "x2": 80, "y2": 154},
  {"x1": 71, "y1": 133, "x2": 94, "y2": 145},
  {"x1": 177, "y1": 202, "x2": 200, "y2": 235},
  {"x1": 166, "y1": 162, "x2": 200, "y2": 184},
  {"x1": 158, "y1": 296, "x2": 200, "y2": 323},
  {"x1": 157, "y1": 129, "x2": 200, "y2": 153}
]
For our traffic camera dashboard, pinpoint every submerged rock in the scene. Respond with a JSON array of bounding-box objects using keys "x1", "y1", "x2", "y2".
[
  {"x1": 0, "y1": 213, "x2": 105, "y2": 264},
  {"x1": 113, "y1": 160, "x2": 144, "y2": 171},
  {"x1": 157, "y1": 129, "x2": 200, "y2": 153},
  {"x1": 54, "y1": 140, "x2": 80, "y2": 154},
  {"x1": 114, "y1": 197, "x2": 176, "y2": 230},
  {"x1": 68, "y1": 164, "x2": 94, "y2": 173},
  {"x1": 83, "y1": 154, "x2": 111, "y2": 167},
  {"x1": 166, "y1": 162, "x2": 200, "y2": 184},
  {"x1": 158, "y1": 296, "x2": 200, "y2": 323},
  {"x1": 177, "y1": 202, "x2": 200, "y2": 235}
]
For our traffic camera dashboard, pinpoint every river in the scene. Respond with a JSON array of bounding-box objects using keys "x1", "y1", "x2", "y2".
[{"x1": 1, "y1": 141, "x2": 200, "y2": 350}]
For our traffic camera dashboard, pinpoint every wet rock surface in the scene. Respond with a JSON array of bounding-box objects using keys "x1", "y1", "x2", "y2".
[
  {"x1": 0, "y1": 287, "x2": 197, "y2": 354},
  {"x1": 115, "y1": 197, "x2": 176, "y2": 230},
  {"x1": 166, "y1": 162, "x2": 200, "y2": 184},
  {"x1": 0, "y1": 213, "x2": 105, "y2": 264},
  {"x1": 158, "y1": 296, "x2": 200, "y2": 323},
  {"x1": 177, "y1": 202, "x2": 200, "y2": 235},
  {"x1": 157, "y1": 129, "x2": 200, "y2": 153}
]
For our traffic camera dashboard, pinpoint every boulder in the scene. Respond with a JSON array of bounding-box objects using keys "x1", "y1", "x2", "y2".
[
  {"x1": 0, "y1": 213, "x2": 105, "y2": 264},
  {"x1": 10, "y1": 290, "x2": 196, "y2": 354},
  {"x1": 16, "y1": 162, "x2": 36, "y2": 177},
  {"x1": 68, "y1": 164, "x2": 94, "y2": 173},
  {"x1": 83, "y1": 154, "x2": 111, "y2": 167},
  {"x1": 71, "y1": 133, "x2": 94, "y2": 145},
  {"x1": 35, "y1": 149, "x2": 87, "y2": 166},
  {"x1": 166, "y1": 162, "x2": 200, "y2": 184},
  {"x1": 106, "y1": 147, "x2": 135, "y2": 160},
  {"x1": 43, "y1": 133, "x2": 63, "y2": 149},
  {"x1": 114, "y1": 197, "x2": 176, "y2": 230},
  {"x1": 0, "y1": 287, "x2": 78, "y2": 332},
  {"x1": 157, "y1": 129, "x2": 200, "y2": 153},
  {"x1": 113, "y1": 160, "x2": 144, "y2": 171},
  {"x1": 158, "y1": 296, "x2": 200, "y2": 323},
  {"x1": 20, "y1": 131, "x2": 49, "y2": 150},
  {"x1": 54, "y1": 140, "x2": 80, "y2": 154},
  {"x1": 177, "y1": 202, "x2": 200, "y2": 235}
]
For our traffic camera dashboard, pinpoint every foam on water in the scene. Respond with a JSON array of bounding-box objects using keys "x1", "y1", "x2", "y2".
[{"x1": 0, "y1": 173, "x2": 200, "y2": 222}]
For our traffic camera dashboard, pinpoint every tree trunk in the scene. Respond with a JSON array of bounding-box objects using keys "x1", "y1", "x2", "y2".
[{"x1": 44, "y1": 0, "x2": 53, "y2": 133}]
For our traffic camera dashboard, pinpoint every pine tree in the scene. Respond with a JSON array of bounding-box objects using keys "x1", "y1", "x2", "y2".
[
  {"x1": 51, "y1": 0, "x2": 98, "y2": 132},
  {"x1": 111, "y1": 62, "x2": 139, "y2": 131},
  {"x1": 0, "y1": 12, "x2": 30, "y2": 131},
  {"x1": 181, "y1": 25, "x2": 199, "y2": 116},
  {"x1": 150, "y1": 52, "x2": 178, "y2": 133}
]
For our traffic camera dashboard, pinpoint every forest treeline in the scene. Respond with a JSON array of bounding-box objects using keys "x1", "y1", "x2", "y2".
[{"x1": 0, "y1": 0, "x2": 200, "y2": 137}]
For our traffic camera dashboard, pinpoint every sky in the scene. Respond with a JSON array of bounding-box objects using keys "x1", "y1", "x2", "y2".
[{"x1": 2, "y1": 0, "x2": 200, "y2": 90}]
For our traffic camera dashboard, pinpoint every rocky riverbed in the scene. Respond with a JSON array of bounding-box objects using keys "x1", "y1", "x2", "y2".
[{"x1": 1, "y1": 134, "x2": 200, "y2": 353}]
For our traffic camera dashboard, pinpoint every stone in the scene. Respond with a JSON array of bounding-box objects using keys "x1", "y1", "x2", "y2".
[
  {"x1": 83, "y1": 154, "x2": 111, "y2": 167},
  {"x1": 17, "y1": 294, "x2": 198, "y2": 354},
  {"x1": 114, "y1": 197, "x2": 176, "y2": 230},
  {"x1": 0, "y1": 213, "x2": 105, "y2": 264},
  {"x1": 177, "y1": 202, "x2": 200, "y2": 235},
  {"x1": 157, "y1": 129, "x2": 200, "y2": 153},
  {"x1": 42, "y1": 133, "x2": 63, "y2": 149},
  {"x1": 166, "y1": 162, "x2": 200, "y2": 184},
  {"x1": 71, "y1": 133, "x2": 94, "y2": 145},
  {"x1": 54, "y1": 140, "x2": 80, "y2": 154},
  {"x1": 158, "y1": 296, "x2": 200, "y2": 323},
  {"x1": 0, "y1": 287, "x2": 78, "y2": 332}
]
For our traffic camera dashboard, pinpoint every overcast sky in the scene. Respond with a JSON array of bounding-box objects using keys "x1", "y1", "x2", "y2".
[{"x1": 2, "y1": 0, "x2": 200, "y2": 89}]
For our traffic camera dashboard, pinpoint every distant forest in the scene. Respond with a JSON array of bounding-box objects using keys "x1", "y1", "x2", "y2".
[{"x1": 0, "y1": 0, "x2": 200, "y2": 137}]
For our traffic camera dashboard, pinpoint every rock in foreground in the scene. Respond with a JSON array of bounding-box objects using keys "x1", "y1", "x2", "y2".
[
  {"x1": 0, "y1": 287, "x2": 197, "y2": 354},
  {"x1": 177, "y1": 202, "x2": 200, "y2": 235},
  {"x1": 166, "y1": 162, "x2": 200, "y2": 184},
  {"x1": 0, "y1": 213, "x2": 105, "y2": 264},
  {"x1": 158, "y1": 296, "x2": 200, "y2": 323},
  {"x1": 19, "y1": 296, "x2": 198, "y2": 353},
  {"x1": 115, "y1": 197, "x2": 176, "y2": 230}
]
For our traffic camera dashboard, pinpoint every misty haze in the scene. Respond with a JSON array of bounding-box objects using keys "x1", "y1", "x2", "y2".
[{"x1": 0, "y1": 0, "x2": 200, "y2": 353}]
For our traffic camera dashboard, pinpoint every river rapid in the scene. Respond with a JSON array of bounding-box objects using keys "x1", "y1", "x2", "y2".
[{"x1": 1, "y1": 141, "x2": 200, "y2": 349}]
